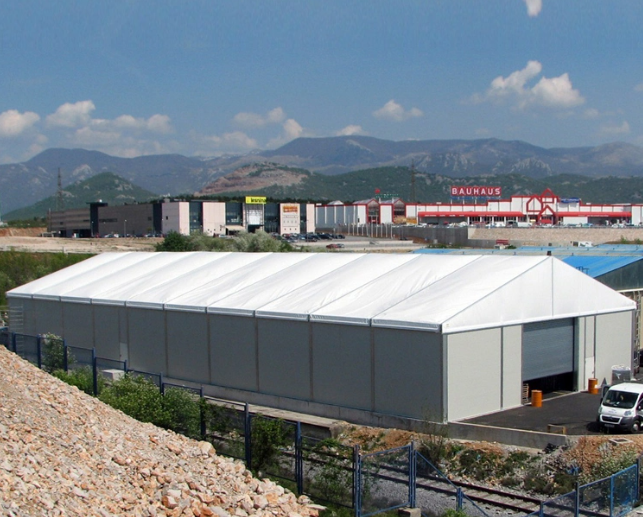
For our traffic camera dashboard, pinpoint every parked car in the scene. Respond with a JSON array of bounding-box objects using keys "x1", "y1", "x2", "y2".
[{"x1": 326, "y1": 243, "x2": 345, "y2": 249}]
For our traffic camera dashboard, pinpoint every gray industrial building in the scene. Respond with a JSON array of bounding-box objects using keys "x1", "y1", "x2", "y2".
[{"x1": 6, "y1": 252, "x2": 636, "y2": 428}]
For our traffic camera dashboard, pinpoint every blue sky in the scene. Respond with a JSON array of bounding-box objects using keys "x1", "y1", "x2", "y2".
[{"x1": 0, "y1": 0, "x2": 641, "y2": 164}]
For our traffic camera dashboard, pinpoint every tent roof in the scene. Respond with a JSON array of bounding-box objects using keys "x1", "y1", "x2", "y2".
[{"x1": 8, "y1": 252, "x2": 635, "y2": 333}]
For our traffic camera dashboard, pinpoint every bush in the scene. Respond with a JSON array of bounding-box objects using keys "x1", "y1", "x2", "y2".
[
  {"x1": 250, "y1": 416, "x2": 290, "y2": 473},
  {"x1": 41, "y1": 333, "x2": 71, "y2": 373},
  {"x1": 162, "y1": 387, "x2": 203, "y2": 439},
  {"x1": 53, "y1": 366, "x2": 103, "y2": 396},
  {"x1": 98, "y1": 374, "x2": 167, "y2": 425},
  {"x1": 97, "y1": 374, "x2": 203, "y2": 437}
]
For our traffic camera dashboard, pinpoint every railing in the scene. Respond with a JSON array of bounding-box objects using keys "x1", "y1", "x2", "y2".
[{"x1": 3, "y1": 330, "x2": 643, "y2": 517}]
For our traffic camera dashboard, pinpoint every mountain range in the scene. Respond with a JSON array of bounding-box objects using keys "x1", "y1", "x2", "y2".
[{"x1": 2, "y1": 136, "x2": 643, "y2": 216}]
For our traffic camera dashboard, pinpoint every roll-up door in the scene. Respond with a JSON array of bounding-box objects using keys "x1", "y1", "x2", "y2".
[{"x1": 522, "y1": 319, "x2": 574, "y2": 381}]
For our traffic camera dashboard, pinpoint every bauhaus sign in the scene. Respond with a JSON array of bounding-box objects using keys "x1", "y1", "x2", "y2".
[{"x1": 451, "y1": 186, "x2": 502, "y2": 197}]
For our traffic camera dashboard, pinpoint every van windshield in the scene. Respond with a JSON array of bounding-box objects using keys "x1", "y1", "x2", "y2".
[{"x1": 603, "y1": 390, "x2": 638, "y2": 409}]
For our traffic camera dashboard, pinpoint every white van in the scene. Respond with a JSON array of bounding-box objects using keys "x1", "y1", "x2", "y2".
[{"x1": 597, "y1": 382, "x2": 643, "y2": 433}]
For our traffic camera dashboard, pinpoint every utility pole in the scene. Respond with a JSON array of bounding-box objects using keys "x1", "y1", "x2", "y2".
[
  {"x1": 409, "y1": 161, "x2": 417, "y2": 203},
  {"x1": 56, "y1": 168, "x2": 64, "y2": 212}
]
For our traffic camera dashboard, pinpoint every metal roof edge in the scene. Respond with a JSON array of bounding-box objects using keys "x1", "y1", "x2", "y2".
[
  {"x1": 309, "y1": 315, "x2": 370, "y2": 326},
  {"x1": 255, "y1": 311, "x2": 309, "y2": 321},
  {"x1": 371, "y1": 319, "x2": 441, "y2": 332}
]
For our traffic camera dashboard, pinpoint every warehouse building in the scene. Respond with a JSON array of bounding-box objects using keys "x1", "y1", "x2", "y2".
[{"x1": 6, "y1": 252, "x2": 636, "y2": 428}]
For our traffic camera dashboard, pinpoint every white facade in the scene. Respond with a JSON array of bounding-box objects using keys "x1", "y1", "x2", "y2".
[
  {"x1": 203, "y1": 202, "x2": 226, "y2": 236},
  {"x1": 317, "y1": 189, "x2": 641, "y2": 226},
  {"x1": 279, "y1": 203, "x2": 300, "y2": 235},
  {"x1": 161, "y1": 202, "x2": 190, "y2": 235}
]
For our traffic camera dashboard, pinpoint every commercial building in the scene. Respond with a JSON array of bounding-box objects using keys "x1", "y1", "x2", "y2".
[
  {"x1": 47, "y1": 198, "x2": 316, "y2": 237},
  {"x1": 316, "y1": 188, "x2": 643, "y2": 228},
  {"x1": 7, "y1": 252, "x2": 635, "y2": 428}
]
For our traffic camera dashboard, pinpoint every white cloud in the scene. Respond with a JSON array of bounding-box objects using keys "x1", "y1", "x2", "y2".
[
  {"x1": 531, "y1": 73, "x2": 584, "y2": 108},
  {"x1": 524, "y1": 0, "x2": 542, "y2": 17},
  {"x1": 583, "y1": 108, "x2": 600, "y2": 119},
  {"x1": 600, "y1": 121, "x2": 631, "y2": 136},
  {"x1": 283, "y1": 119, "x2": 303, "y2": 140},
  {"x1": 336, "y1": 125, "x2": 365, "y2": 136},
  {"x1": 480, "y1": 61, "x2": 584, "y2": 109},
  {"x1": 373, "y1": 100, "x2": 423, "y2": 122},
  {"x1": 112, "y1": 113, "x2": 172, "y2": 133},
  {"x1": 0, "y1": 109, "x2": 40, "y2": 137},
  {"x1": 46, "y1": 100, "x2": 95, "y2": 128},
  {"x1": 197, "y1": 131, "x2": 258, "y2": 153},
  {"x1": 233, "y1": 107, "x2": 287, "y2": 129}
]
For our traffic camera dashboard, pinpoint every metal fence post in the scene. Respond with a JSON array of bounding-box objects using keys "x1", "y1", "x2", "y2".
[
  {"x1": 295, "y1": 421, "x2": 303, "y2": 495},
  {"x1": 160, "y1": 373, "x2": 165, "y2": 395},
  {"x1": 409, "y1": 442, "x2": 416, "y2": 508},
  {"x1": 63, "y1": 340, "x2": 69, "y2": 372},
  {"x1": 92, "y1": 349, "x2": 98, "y2": 396},
  {"x1": 11, "y1": 332, "x2": 16, "y2": 353},
  {"x1": 636, "y1": 458, "x2": 641, "y2": 508},
  {"x1": 199, "y1": 388, "x2": 206, "y2": 440},
  {"x1": 611, "y1": 474, "x2": 615, "y2": 517},
  {"x1": 456, "y1": 487, "x2": 463, "y2": 510},
  {"x1": 36, "y1": 334, "x2": 42, "y2": 369},
  {"x1": 575, "y1": 482, "x2": 580, "y2": 517},
  {"x1": 244, "y1": 403, "x2": 252, "y2": 469},
  {"x1": 354, "y1": 445, "x2": 361, "y2": 517}
]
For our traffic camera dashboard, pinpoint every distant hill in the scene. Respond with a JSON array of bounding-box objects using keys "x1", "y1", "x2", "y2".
[
  {"x1": 2, "y1": 137, "x2": 643, "y2": 213},
  {"x1": 4, "y1": 172, "x2": 158, "y2": 220},
  {"x1": 198, "y1": 164, "x2": 643, "y2": 205}
]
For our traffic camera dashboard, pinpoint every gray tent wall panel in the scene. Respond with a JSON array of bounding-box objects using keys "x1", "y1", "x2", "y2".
[
  {"x1": 447, "y1": 328, "x2": 502, "y2": 422},
  {"x1": 209, "y1": 314, "x2": 257, "y2": 391},
  {"x1": 311, "y1": 323, "x2": 372, "y2": 410},
  {"x1": 594, "y1": 311, "x2": 633, "y2": 386},
  {"x1": 166, "y1": 310, "x2": 209, "y2": 384},
  {"x1": 9, "y1": 298, "x2": 33, "y2": 335},
  {"x1": 93, "y1": 305, "x2": 125, "y2": 361},
  {"x1": 373, "y1": 328, "x2": 443, "y2": 420},
  {"x1": 258, "y1": 319, "x2": 310, "y2": 399},
  {"x1": 33, "y1": 299, "x2": 63, "y2": 337},
  {"x1": 502, "y1": 325, "x2": 522, "y2": 409},
  {"x1": 61, "y1": 302, "x2": 94, "y2": 350},
  {"x1": 127, "y1": 307, "x2": 167, "y2": 375}
]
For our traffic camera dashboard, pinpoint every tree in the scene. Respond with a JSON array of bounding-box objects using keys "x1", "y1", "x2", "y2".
[{"x1": 155, "y1": 231, "x2": 196, "y2": 251}]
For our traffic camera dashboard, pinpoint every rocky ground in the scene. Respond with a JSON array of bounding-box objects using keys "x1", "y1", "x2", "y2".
[{"x1": 0, "y1": 345, "x2": 324, "y2": 517}]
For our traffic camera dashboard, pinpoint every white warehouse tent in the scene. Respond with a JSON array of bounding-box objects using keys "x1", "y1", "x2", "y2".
[{"x1": 7, "y1": 252, "x2": 636, "y2": 427}]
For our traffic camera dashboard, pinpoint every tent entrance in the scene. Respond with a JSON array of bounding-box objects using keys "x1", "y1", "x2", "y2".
[{"x1": 522, "y1": 319, "x2": 575, "y2": 395}]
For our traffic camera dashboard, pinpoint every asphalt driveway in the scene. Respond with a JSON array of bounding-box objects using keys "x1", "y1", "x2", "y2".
[{"x1": 463, "y1": 391, "x2": 605, "y2": 435}]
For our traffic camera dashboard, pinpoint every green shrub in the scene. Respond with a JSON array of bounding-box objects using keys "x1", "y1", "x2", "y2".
[
  {"x1": 97, "y1": 374, "x2": 203, "y2": 437},
  {"x1": 53, "y1": 366, "x2": 103, "y2": 396},
  {"x1": 41, "y1": 333, "x2": 72, "y2": 373},
  {"x1": 162, "y1": 387, "x2": 203, "y2": 439},
  {"x1": 98, "y1": 374, "x2": 167, "y2": 425},
  {"x1": 250, "y1": 416, "x2": 290, "y2": 473}
]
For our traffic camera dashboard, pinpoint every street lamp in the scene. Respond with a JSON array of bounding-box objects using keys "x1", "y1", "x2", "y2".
[{"x1": 124, "y1": 219, "x2": 127, "y2": 238}]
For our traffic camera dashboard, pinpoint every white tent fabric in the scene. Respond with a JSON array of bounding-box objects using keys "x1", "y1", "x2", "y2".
[
  {"x1": 7, "y1": 252, "x2": 125, "y2": 299},
  {"x1": 8, "y1": 252, "x2": 636, "y2": 333}
]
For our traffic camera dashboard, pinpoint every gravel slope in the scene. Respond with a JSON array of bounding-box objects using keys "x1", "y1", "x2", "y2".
[{"x1": 0, "y1": 346, "x2": 321, "y2": 517}]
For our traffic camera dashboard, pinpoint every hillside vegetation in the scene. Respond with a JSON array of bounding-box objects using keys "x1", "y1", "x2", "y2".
[{"x1": 0, "y1": 251, "x2": 92, "y2": 305}]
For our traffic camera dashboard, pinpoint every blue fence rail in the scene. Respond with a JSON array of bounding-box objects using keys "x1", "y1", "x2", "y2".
[{"x1": 2, "y1": 330, "x2": 643, "y2": 517}]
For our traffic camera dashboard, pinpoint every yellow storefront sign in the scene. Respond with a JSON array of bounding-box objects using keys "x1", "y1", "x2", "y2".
[{"x1": 245, "y1": 196, "x2": 267, "y2": 204}]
